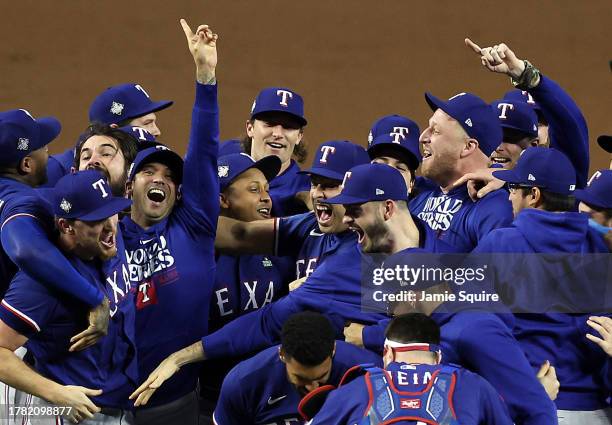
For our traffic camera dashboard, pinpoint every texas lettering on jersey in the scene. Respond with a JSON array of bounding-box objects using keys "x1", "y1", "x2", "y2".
[
  {"x1": 104, "y1": 263, "x2": 132, "y2": 317},
  {"x1": 295, "y1": 257, "x2": 318, "y2": 279},
  {"x1": 417, "y1": 195, "x2": 463, "y2": 231},
  {"x1": 215, "y1": 280, "x2": 276, "y2": 317},
  {"x1": 125, "y1": 235, "x2": 178, "y2": 309}
]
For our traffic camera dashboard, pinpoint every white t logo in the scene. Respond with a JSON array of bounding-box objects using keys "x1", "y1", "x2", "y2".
[
  {"x1": 133, "y1": 127, "x2": 148, "y2": 141},
  {"x1": 521, "y1": 91, "x2": 536, "y2": 105},
  {"x1": 497, "y1": 103, "x2": 514, "y2": 119},
  {"x1": 92, "y1": 179, "x2": 109, "y2": 198},
  {"x1": 390, "y1": 127, "x2": 410, "y2": 143},
  {"x1": 341, "y1": 171, "x2": 352, "y2": 188},
  {"x1": 134, "y1": 84, "x2": 150, "y2": 98},
  {"x1": 319, "y1": 146, "x2": 336, "y2": 163},
  {"x1": 276, "y1": 90, "x2": 293, "y2": 106}
]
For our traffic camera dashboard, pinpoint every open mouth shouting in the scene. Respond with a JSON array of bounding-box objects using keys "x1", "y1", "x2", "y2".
[
  {"x1": 314, "y1": 202, "x2": 334, "y2": 226},
  {"x1": 421, "y1": 148, "x2": 433, "y2": 161},
  {"x1": 349, "y1": 224, "x2": 366, "y2": 244},
  {"x1": 99, "y1": 228, "x2": 116, "y2": 250},
  {"x1": 147, "y1": 187, "x2": 167, "y2": 204},
  {"x1": 489, "y1": 154, "x2": 511, "y2": 167}
]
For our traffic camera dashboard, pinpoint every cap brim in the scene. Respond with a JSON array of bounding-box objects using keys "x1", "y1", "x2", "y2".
[
  {"x1": 424, "y1": 93, "x2": 448, "y2": 114},
  {"x1": 252, "y1": 110, "x2": 307, "y2": 127},
  {"x1": 573, "y1": 190, "x2": 610, "y2": 209},
  {"x1": 367, "y1": 143, "x2": 421, "y2": 171},
  {"x1": 252, "y1": 155, "x2": 282, "y2": 182},
  {"x1": 78, "y1": 198, "x2": 133, "y2": 221},
  {"x1": 492, "y1": 168, "x2": 522, "y2": 184},
  {"x1": 325, "y1": 193, "x2": 368, "y2": 205},
  {"x1": 126, "y1": 100, "x2": 174, "y2": 121},
  {"x1": 297, "y1": 167, "x2": 345, "y2": 181},
  {"x1": 31, "y1": 117, "x2": 62, "y2": 151},
  {"x1": 597, "y1": 135, "x2": 612, "y2": 153}
]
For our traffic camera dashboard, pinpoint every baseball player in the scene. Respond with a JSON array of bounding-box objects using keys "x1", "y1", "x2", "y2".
[
  {"x1": 366, "y1": 114, "x2": 424, "y2": 195},
  {"x1": 0, "y1": 109, "x2": 110, "y2": 349},
  {"x1": 241, "y1": 87, "x2": 311, "y2": 216},
  {"x1": 466, "y1": 38, "x2": 590, "y2": 189},
  {"x1": 211, "y1": 153, "x2": 294, "y2": 330},
  {"x1": 409, "y1": 92, "x2": 514, "y2": 252},
  {"x1": 474, "y1": 148, "x2": 611, "y2": 423},
  {"x1": 45, "y1": 80, "x2": 172, "y2": 187},
  {"x1": 489, "y1": 99, "x2": 539, "y2": 169},
  {"x1": 0, "y1": 170, "x2": 136, "y2": 425},
  {"x1": 120, "y1": 19, "x2": 219, "y2": 424},
  {"x1": 306, "y1": 313, "x2": 513, "y2": 425},
  {"x1": 213, "y1": 312, "x2": 382, "y2": 425},
  {"x1": 128, "y1": 141, "x2": 392, "y2": 406},
  {"x1": 328, "y1": 162, "x2": 557, "y2": 424}
]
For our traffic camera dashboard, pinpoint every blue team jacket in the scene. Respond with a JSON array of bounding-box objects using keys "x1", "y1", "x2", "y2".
[
  {"x1": 311, "y1": 361, "x2": 513, "y2": 425},
  {"x1": 409, "y1": 184, "x2": 513, "y2": 252},
  {"x1": 121, "y1": 82, "x2": 219, "y2": 406},
  {"x1": 0, "y1": 253, "x2": 138, "y2": 409},
  {"x1": 213, "y1": 341, "x2": 382, "y2": 425},
  {"x1": 474, "y1": 208, "x2": 611, "y2": 411}
]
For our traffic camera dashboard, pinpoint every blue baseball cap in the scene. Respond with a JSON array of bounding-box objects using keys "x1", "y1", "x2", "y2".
[
  {"x1": 128, "y1": 145, "x2": 184, "y2": 184},
  {"x1": 502, "y1": 89, "x2": 541, "y2": 112},
  {"x1": 250, "y1": 87, "x2": 307, "y2": 126},
  {"x1": 491, "y1": 100, "x2": 538, "y2": 138},
  {"x1": 326, "y1": 163, "x2": 408, "y2": 205},
  {"x1": 0, "y1": 109, "x2": 61, "y2": 166},
  {"x1": 597, "y1": 135, "x2": 612, "y2": 153},
  {"x1": 367, "y1": 115, "x2": 422, "y2": 170},
  {"x1": 425, "y1": 92, "x2": 502, "y2": 156},
  {"x1": 298, "y1": 140, "x2": 369, "y2": 181},
  {"x1": 218, "y1": 153, "x2": 281, "y2": 192},
  {"x1": 574, "y1": 170, "x2": 612, "y2": 209},
  {"x1": 89, "y1": 83, "x2": 173, "y2": 125},
  {"x1": 219, "y1": 139, "x2": 243, "y2": 156},
  {"x1": 47, "y1": 170, "x2": 132, "y2": 220},
  {"x1": 117, "y1": 125, "x2": 161, "y2": 151},
  {"x1": 493, "y1": 147, "x2": 576, "y2": 195}
]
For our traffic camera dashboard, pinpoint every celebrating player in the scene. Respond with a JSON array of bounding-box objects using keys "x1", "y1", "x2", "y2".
[
  {"x1": 409, "y1": 92, "x2": 513, "y2": 252},
  {"x1": 0, "y1": 170, "x2": 135, "y2": 424},
  {"x1": 475, "y1": 148, "x2": 612, "y2": 422},
  {"x1": 120, "y1": 19, "x2": 219, "y2": 425},
  {"x1": 213, "y1": 312, "x2": 381, "y2": 425},
  {"x1": 307, "y1": 314, "x2": 513, "y2": 424},
  {"x1": 240, "y1": 87, "x2": 311, "y2": 216}
]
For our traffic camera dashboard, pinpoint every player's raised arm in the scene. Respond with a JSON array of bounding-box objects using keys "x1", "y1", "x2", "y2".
[{"x1": 179, "y1": 19, "x2": 220, "y2": 225}]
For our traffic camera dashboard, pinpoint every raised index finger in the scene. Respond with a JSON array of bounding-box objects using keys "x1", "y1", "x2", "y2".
[
  {"x1": 180, "y1": 18, "x2": 194, "y2": 40},
  {"x1": 464, "y1": 38, "x2": 482, "y2": 54}
]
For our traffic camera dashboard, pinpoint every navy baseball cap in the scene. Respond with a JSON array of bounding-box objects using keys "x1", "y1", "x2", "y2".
[
  {"x1": 219, "y1": 139, "x2": 243, "y2": 156},
  {"x1": 502, "y1": 89, "x2": 541, "y2": 112},
  {"x1": 117, "y1": 125, "x2": 161, "y2": 151},
  {"x1": 218, "y1": 153, "x2": 281, "y2": 192},
  {"x1": 574, "y1": 170, "x2": 612, "y2": 209},
  {"x1": 0, "y1": 109, "x2": 61, "y2": 166},
  {"x1": 597, "y1": 135, "x2": 612, "y2": 153},
  {"x1": 250, "y1": 87, "x2": 307, "y2": 126},
  {"x1": 425, "y1": 92, "x2": 502, "y2": 156},
  {"x1": 326, "y1": 163, "x2": 408, "y2": 205},
  {"x1": 298, "y1": 140, "x2": 369, "y2": 181},
  {"x1": 491, "y1": 100, "x2": 538, "y2": 138},
  {"x1": 128, "y1": 145, "x2": 184, "y2": 184},
  {"x1": 493, "y1": 147, "x2": 576, "y2": 195},
  {"x1": 89, "y1": 83, "x2": 173, "y2": 125},
  {"x1": 47, "y1": 170, "x2": 132, "y2": 220},
  {"x1": 367, "y1": 115, "x2": 422, "y2": 170}
]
